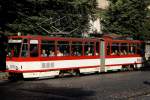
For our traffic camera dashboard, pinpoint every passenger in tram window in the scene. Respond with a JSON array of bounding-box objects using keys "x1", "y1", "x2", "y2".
[
  {"x1": 77, "y1": 49, "x2": 82, "y2": 56},
  {"x1": 9, "y1": 46, "x2": 18, "y2": 57},
  {"x1": 111, "y1": 51, "x2": 115, "y2": 55},
  {"x1": 129, "y1": 46, "x2": 135, "y2": 54},
  {"x1": 114, "y1": 50, "x2": 119, "y2": 55},
  {"x1": 119, "y1": 50, "x2": 124, "y2": 55},
  {"x1": 63, "y1": 50, "x2": 69, "y2": 56},
  {"x1": 73, "y1": 49, "x2": 81, "y2": 56},
  {"x1": 71, "y1": 48, "x2": 76, "y2": 56},
  {"x1": 41, "y1": 49, "x2": 47, "y2": 57},
  {"x1": 30, "y1": 46, "x2": 38, "y2": 57},
  {"x1": 123, "y1": 50, "x2": 127, "y2": 55},
  {"x1": 86, "y1": 47, "x2": 92, "y2": 56},
  {"x1": 46, "y1": 49, "x2": 50, "y2": 56},
  {"x1": 49, "y1": 50, "x2": 55, "y2": 56},
  {"x1": 56, "y1": 50, "x2": 63, "y2": 56},
  {"x1": 96, "y1": 52, "x2": 99, "y2": 56},
  {"x1": 72, "y1": 51, "x2": 77, "y2": 56}
]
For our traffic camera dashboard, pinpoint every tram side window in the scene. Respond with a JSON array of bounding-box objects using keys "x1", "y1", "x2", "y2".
[
  {"x1": 120, "y1": 43, "x2": 128, "y2": 55},
  {"x1": 96, "y1": 42, "x2": 100, "y2": 56},
  {"x1": 30, "y1": 41, "x2": 39, "y2": 57},
  {"x1": 57, "y1": 41, "x2": 70, "y2": 56},
  {"x1": 8, "y1": 42, "x2": 21, "y2": 57},
  {"x1": 106, "y1": 43, "x2": 111, "y2": 55},
  {"x1": 129, "y1": 44, "x2": 136, "y2": 54},
  {"x1": 84, "y1": 42, "x2": 94, "y2": 56},
  {"x1": 137, "y1": 43, "x2": 144, "y2": 55},
  {"x1": 41, "y1": 41, "x2": 55, "y2": 57},
  {"x1": 111, "y1": 43, "x2": 119, "y2": 55},
  {"x1": 71, "y1": 42, "x2": 82, "y2": 56}
]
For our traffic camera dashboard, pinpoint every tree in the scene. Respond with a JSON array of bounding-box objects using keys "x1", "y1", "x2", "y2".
[
  {"x1": 101, "y1": 0, "x2": 150, "y2": 39},
  {"x1": 0, "y1": 0, "x2": 97, "y2": 35},
  {"x1": 142, "y1": 17, "x2": 150, "y2": 40}
]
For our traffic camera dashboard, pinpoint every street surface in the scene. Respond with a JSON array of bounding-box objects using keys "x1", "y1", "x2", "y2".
[{"x1": 0, "y1": 71, "x2": 150, "y2": 100}]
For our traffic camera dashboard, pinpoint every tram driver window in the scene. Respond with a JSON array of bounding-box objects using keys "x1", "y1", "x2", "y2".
[{"x1": 8, "y1": 42, "x2": 21, "y2": 57}]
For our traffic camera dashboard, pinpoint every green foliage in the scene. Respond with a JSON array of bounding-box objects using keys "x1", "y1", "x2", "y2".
[
  {"x1": 142, "y1": 17, "x2": 150, "y2": 40},
  {"x1": 0, "y1": 0, "x2": 97, "y2": 35},
  {"x1": 101, "y1": 0, "x2": 150, "y2": 39}
]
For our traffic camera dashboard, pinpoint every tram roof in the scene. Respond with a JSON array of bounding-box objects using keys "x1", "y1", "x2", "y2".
[
  {"x1": 104, "y1": 38, "x2": 143, "y2": 43},
  {"x1": 8, "y1": 35, "x2": 103, "y2": 41},
  {"x1": 8, "y1": 35, "x2": 143, "y2": 43}
]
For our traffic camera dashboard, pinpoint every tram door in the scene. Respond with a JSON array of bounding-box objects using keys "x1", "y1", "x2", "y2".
[
  {"x1": 100, "y1": 40, "x2": 105, "y2": 72},
  {"x1": 145, "y1": 41, "x2": 150, "y2": 60},
  {"x1": 0, "y1": 34, "x2": 8, "y2": 70}
]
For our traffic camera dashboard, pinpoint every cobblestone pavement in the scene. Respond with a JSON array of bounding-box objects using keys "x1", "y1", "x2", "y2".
[{"x1": 0, "y1": 71, "x2": 150, "y2": 100}]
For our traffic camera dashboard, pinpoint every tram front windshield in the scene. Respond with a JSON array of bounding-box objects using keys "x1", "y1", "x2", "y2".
[{"x1": 7, "y1": 39, "x2": 22, "y2": 57}]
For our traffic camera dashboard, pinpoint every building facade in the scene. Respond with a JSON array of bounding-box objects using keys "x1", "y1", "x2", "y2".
[
  {"x1": 89, "y1": 0, "x2": 108, "y2": 33},
  {"x1": 97, "y1": 0, "x2": 109, "y2": 9}
]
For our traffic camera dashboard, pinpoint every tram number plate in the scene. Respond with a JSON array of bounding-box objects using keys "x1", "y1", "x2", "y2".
[
  {"x1": 9, "y1": 65, "x2": 18, "y2": 70},
  {"x1": 42, "y1": 62, "x2": 55, "y2": 68},
  {"x1": 137, "y1": 58, "x2": 142, "y2": 63}
]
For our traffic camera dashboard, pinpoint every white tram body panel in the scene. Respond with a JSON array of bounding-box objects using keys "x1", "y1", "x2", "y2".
[
  {"x1": 6, "y1": 56, "x2": 143, "y2": 78},
  {"x1": 105, "y1": 57, "x2": 143, "y2": 71},
  {"x1": 6, "y1": 58, "x2": 101, "y2": 78}
]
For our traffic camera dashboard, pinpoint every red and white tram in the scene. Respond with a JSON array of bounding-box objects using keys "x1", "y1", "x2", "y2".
[{"x1": 5, "y1": 35, "x2": 144, "y2": 79}]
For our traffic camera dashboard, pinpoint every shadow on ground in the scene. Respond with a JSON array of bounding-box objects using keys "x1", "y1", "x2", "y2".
[
  {"x1": 140, "y1": 57, "x2": 150, "y2": 71},
  {"x1": 0, "y1": 81, "x2": 95, "y2": 100},
  {"x1": 144, "y1": 81, "x2": 150, "y2": 86}
]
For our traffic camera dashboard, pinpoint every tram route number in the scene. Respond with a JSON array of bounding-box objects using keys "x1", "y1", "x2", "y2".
[
  {"x1": 137, "y1": 58, "x2": 142, "y2": 63},
  {"x1": 42, "y1": 62, "x2": 55, "y2": 68},
  {"x1": 8, "y1": 65, "x2": 18, "y2": 70}
]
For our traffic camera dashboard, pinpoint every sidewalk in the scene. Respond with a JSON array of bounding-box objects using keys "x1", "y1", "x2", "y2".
[{"x1": 0, "y1": 72, "x2": 8, "y2": 80}]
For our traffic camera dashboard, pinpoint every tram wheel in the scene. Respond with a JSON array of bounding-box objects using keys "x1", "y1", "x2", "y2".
[
  {"x1": 121, "y1": 65, "x2": 128, "y2": 71},
  {"x1": 8, "y1": 76, "x2": 18, "y2": 81},
  {"x1": 59, "y1": 71, "x2": 64, "y2": 78},
  {"x1": 71, "y1": 69, "x2": 80, "y2": 76},
  {"x1": 8, "y1": 73, "x2": 23, "y2": 81},
  {"x1": 129, "y1": 64, "x2": 134, "y2": 71}
]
